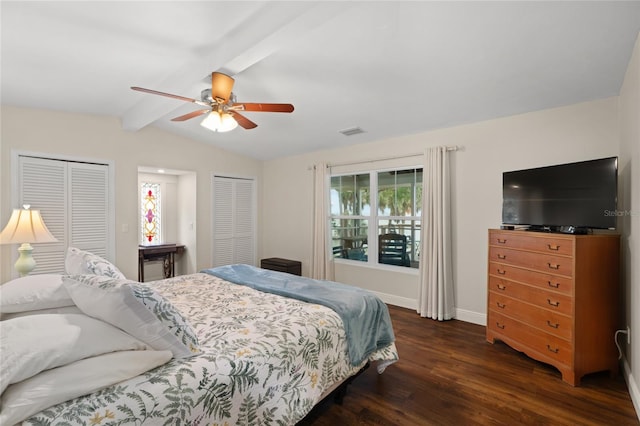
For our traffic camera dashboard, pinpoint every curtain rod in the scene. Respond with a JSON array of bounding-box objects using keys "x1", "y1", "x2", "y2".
[{"x1": 326, "y1": 145, "x2": 460, "y2": 169}]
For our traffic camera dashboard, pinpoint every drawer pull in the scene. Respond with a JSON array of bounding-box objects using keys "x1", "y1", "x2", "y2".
[
  {"x1": 546, "y1": 344, "x2": 559, "y2": 354},
  {"x1": 546, "y1": 320, "x2": 559, "y2": 329},
  {"x1": 496, "y1": 284, "x2": 506, "y2": 291},
  {"x1": 496, "y1": 322, "x2": 505, "y2": 329},
  {"x1": 547, "y1": 244, "x2": 560, "y2": 251},
  {"x1": 496, "y1": 302, "x2": 506, "y2": 309},
  {"x1": 497, "y1": 254, "x2": 507, "y2": 260},
  {"x1": 497, "y1": 269, "x2": 506, "y2": 275},
  {"x1": 547, "y1": 281, "x2": 560, "y2": 289},
  {"x1": 497, "y1": 239, "x2": 507, "y2": 244},
  {"x1": 547, "y1": 263, "x2": 560, "y2": 270},
  {"x1": 547, "y1": 299, "x2": 560, "y2": 307}
]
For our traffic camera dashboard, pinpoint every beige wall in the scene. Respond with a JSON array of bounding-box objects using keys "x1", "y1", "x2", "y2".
[
  {"x1": 0, "y1": 106, "x2": 262, "y2": 282},
  {"x1": 177, "y1": 172, "x2": 198, "y2": 276},
  {"x1": 0, "y1": 63, "x2": 631, "y2": 325},
  {"x1": 1, "y1": 96, "x2": 623, "y2": 322},
  {"x1": 262, "y1": 96, "x2": 620, "y2": 323},
  {"x1": 619, "y1": 32, "x2": 640, "y2": 416}
]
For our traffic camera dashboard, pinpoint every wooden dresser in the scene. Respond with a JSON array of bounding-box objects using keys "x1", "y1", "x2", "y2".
[{"x1": 486, "y1": 229, "x2": 620, "y2": 386}]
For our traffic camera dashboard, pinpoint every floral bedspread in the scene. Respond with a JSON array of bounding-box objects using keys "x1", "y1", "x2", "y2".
[{"x1": 23, "y1": 273, "x2": 398, "y2": 425}]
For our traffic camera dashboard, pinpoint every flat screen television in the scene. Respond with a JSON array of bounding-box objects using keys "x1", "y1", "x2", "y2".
[{"x1": 502, "y1": 156, "x2": 618, "y2": 233}]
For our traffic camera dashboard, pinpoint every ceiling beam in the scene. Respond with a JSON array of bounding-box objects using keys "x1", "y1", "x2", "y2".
[{"x1": 121, "y1": 2, "x2": 349, "y2": 132}]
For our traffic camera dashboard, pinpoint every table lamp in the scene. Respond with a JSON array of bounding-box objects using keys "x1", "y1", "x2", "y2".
[{"x1": 0, "y1": 205, "x2": 58, "y2": 276}]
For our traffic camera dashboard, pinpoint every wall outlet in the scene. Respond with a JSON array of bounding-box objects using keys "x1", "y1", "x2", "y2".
[{"x1": 628, "y1": 326, "x2": 631, "y2": 344}]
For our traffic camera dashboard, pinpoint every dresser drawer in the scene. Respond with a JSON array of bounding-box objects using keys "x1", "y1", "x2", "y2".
[
  {"x1": 489, "y1": 231, "x2": 574, "y2": 256},
  {"x1": 488, "y1": 262, "x2": 573, "y2": 295},
  {"x1": 489, "y1": 292, "x2": 572, "y2": 340},
  {"x1": 488, "y1": 276, "x2": 573, "y2": 315},
  {"x1": 489, "y1": 247, "x2": 573, "y2": 277},
  {"x1": 489, "y1": 310, "x2": 572, "y2": 366}
]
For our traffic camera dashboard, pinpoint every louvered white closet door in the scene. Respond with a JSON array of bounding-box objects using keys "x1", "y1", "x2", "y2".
[
  {"x1": 18, "y1": 156, "x2": 111, "y2": 275},
  {"x1": 234, "y1": 180, "x2": 255, "y2": 265},
  {"x1": 19, "y1": 157, "x2": 68, "y2": 274},
  {"x1": 69, "y1": 162, "x2": 109, "y2": 259},
  {"x1": 212, "y1": 176, "x2": 256, "y2": 267},
  {"x1": 212, "y1": 178, "x2": 234, "y2": 267}
]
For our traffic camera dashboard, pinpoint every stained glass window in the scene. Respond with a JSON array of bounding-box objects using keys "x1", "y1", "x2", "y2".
[{"x1": 141, "y1": 182, "x2": 161, "y2": 244}]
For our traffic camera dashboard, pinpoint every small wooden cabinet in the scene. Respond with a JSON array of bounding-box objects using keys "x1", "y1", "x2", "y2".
[
  {"x1": 260, "y1": 257, "x2": 302, "y2": 276},
  {"x1": 486, "y1": 229, "x2": 620, "y2": 386}
]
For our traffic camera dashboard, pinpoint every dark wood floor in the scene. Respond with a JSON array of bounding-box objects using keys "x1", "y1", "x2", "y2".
[{"x1": 300, "y1": 305, "x2": 639, "y2": 425}]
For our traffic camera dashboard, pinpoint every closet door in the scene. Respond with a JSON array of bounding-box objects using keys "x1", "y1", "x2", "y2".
[
  {"x1": 69, "y1": 162, "x2": 110, "y2": 258},
  {"x1": 18, "y1": 156, "x2": 111, "y2": 274},
  {"x1": 212, "y1": 175, "x2": 256, "y2": 267},
  {"x1": 18, "y1": 157, "x2": 68, "y2": 272}
]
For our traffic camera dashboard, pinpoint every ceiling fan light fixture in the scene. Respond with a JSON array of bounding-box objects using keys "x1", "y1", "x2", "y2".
[
  {"x1": 132, "y1": 71, "x2": 293, "y2": 131},
  {"x1": 200, "y1": 111, "x2": 238, "y2": 133}
]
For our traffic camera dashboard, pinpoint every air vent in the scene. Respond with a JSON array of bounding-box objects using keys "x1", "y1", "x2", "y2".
[{"x1": 339, "y1": 127, "x2": 366, "y2": 136}]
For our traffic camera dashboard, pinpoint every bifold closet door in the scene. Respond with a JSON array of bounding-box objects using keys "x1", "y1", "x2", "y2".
[
  {"x1": 17, "y1": 156, "x2": 111, "y2": 275},
  {"x1": 211, "y1": 175, "x2": 256, "y2": 268}
]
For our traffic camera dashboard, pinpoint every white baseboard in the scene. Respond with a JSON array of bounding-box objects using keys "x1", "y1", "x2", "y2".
[
  {"x1": 373, "y1": 291, "x2": 417, "y2": 310},
  {"x1": 622, "y1": 354, "x2": 640, "y2": 421},
  {"x1": 375, "y1": 293, "x2": 487, "y2": 326},
  {"x1": 455, "y1": 308, "x2": 486, "y2": 326}
]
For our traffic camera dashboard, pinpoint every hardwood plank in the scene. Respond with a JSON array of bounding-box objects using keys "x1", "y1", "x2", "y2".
[{"x1": 299, "y1": 305, "x2": 638, "y2": 425}]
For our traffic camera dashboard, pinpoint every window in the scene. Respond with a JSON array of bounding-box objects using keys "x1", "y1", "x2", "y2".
[
  {"x1": 330, "y1": 167, "x2": 422, "y2": 268},
  {"x1": 140, "y1": 182, "x2": 161, "y2": 244},
  {"x1": 330, "y1": 174, "x2": 370, "y2": 261}
]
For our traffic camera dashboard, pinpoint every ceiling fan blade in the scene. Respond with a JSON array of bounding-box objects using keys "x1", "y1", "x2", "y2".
[
  {"x1": 231, "y1": 111, "x2": 258, "y2": 129},
  {"x1": 234, "y1": 103, "x2": 295, "y2": 113},
  {"x1": 171, "y1": 109, "x2": 209, "y2": 122},
  {"x1": 211, "y1": 72, "x2": 234, "y2": 102},
  {"x1": 131, "y1": 87, "x2": 197, "y2": 103}
]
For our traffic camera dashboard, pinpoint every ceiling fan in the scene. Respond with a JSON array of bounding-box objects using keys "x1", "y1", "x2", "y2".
[{"x1": 131, "y1": 72, "x2": 294, "y2": 132}]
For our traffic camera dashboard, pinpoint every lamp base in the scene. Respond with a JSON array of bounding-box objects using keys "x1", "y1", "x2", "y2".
[{"x1": 15, "y1": 243, "x2": 36, "y2": 277}]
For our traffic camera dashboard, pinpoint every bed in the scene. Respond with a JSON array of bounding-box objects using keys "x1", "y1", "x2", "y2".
[{"x1": 0, "y1": 250, "x2": 399, "y2": 426}]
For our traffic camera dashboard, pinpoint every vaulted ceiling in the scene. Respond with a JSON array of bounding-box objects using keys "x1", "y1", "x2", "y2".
[{"x1": 2, "y1": 1, "x2": 639, "y2": 160}]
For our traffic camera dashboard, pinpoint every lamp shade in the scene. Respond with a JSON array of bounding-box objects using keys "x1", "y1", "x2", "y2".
[
  {"x1": 200, "y1": 111, "x2": 238, "y2": 133},
  {"x1": 0, "y1": 206, "x2": 57, "y2": 244}
]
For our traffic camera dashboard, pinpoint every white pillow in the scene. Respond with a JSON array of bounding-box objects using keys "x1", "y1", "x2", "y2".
[
  {"x1": 0, "y1": 313, "x2": 150, "y2": 395},
  {"x1": 63, "y1": 275, "x2": 200, "y2": 358},
  {"x1": 1, "y1": 305, "x2": 83, "y2": 321},
  {"x1": 65, "y1": 247, "x2": 126, "y2": 279},
  {"x1": 0, "y1": 349, "x2": 172, "y2": 426},
  {"x1": 0, "y1": 274, "x2": 74, "y2": 313}
]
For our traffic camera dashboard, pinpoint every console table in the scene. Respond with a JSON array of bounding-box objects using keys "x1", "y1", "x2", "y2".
[{"x1": 138, "y1": 244, "x2": 185, "y2": 282}]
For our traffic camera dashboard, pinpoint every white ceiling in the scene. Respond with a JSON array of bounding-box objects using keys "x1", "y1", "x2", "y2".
[{"x1": 2, "y1": 1, "x2": 639, "y2": 161}]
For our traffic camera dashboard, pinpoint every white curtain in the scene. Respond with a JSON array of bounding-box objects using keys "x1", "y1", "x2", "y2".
[
  {"x1": 311, "y1": 163, "x2": 334, "y2": 280},
  {"x1": 418, "y1": 147, "x2": 455, "y2": 320}
]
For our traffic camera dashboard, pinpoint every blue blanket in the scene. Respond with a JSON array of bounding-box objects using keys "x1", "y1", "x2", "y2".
[{"x1": 201, "y1": 264, "x2": 395, "y2": 366}]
